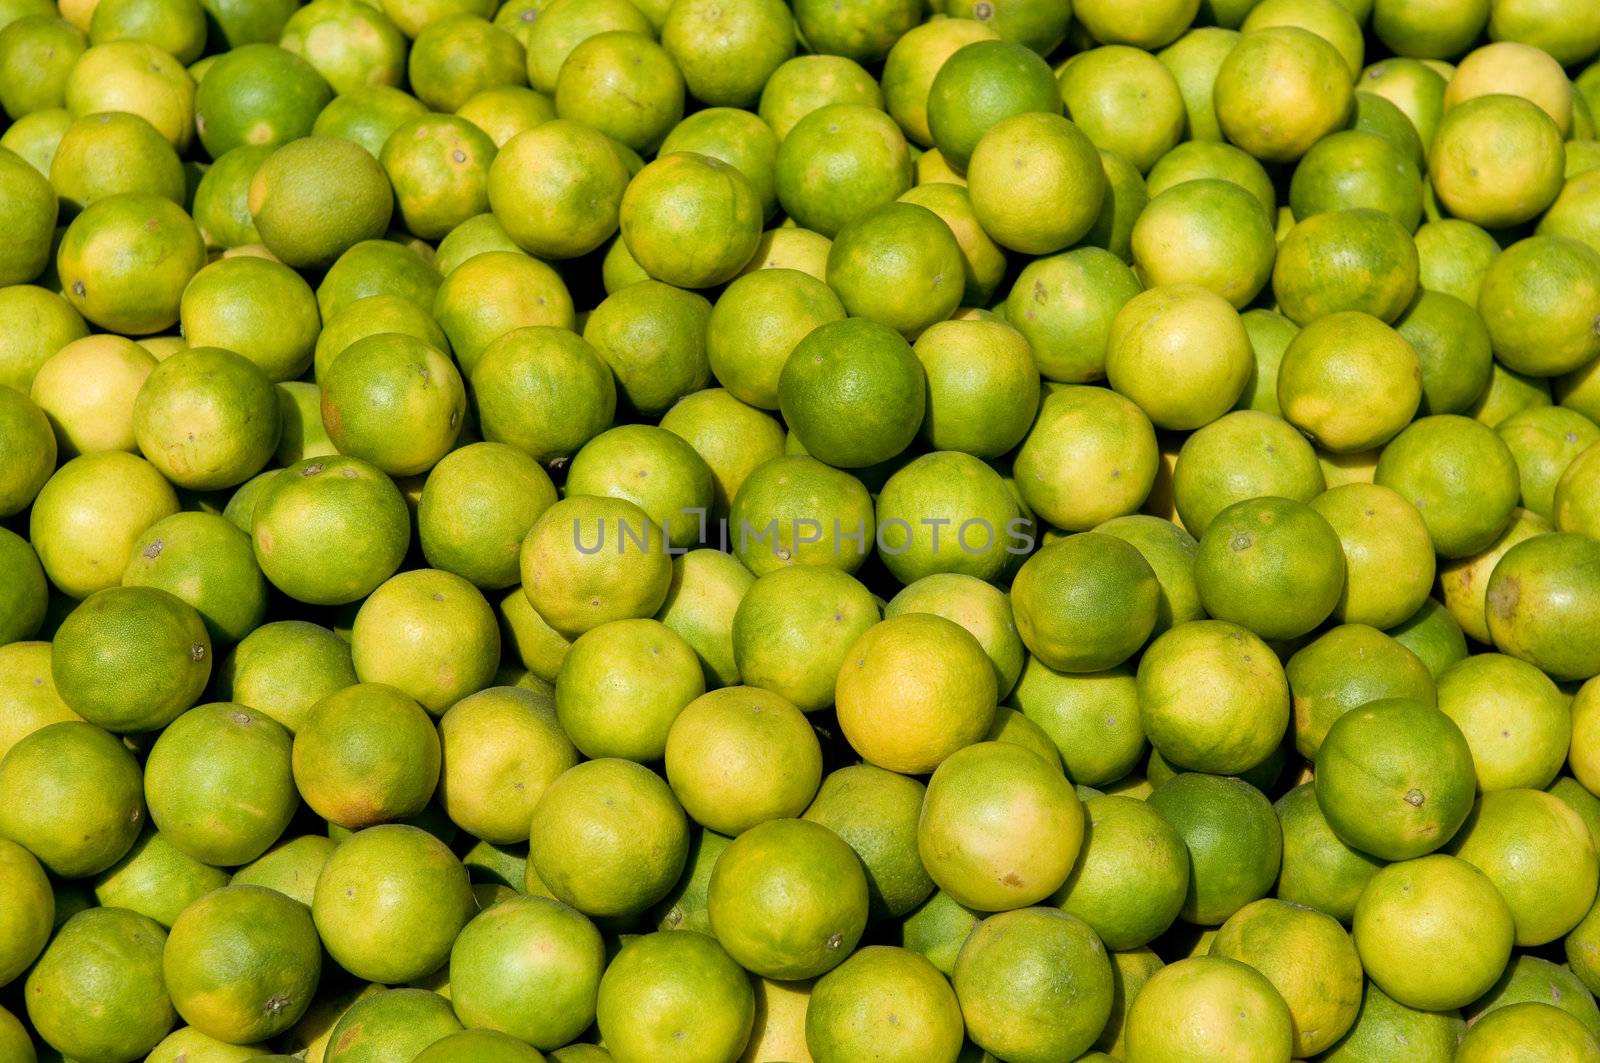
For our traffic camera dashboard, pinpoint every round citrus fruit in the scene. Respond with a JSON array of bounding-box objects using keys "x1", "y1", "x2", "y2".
[
  {"x1": 1172, "y1": 409, "x2": 1323, "y2": 537},
  {"x1": 349, "y1": 568, "x2": 499, "y2": 714},
  {"x1": 51, "y1": 585, "x2": 210, "y2": 733},
  {"x1": 144, "y1": 702, "x2": 295, "y2": 865},
  {"x1": 1274, "y1": 781, "x2": 1383, "y2": 923},
  {"x1": 1450, "y1": 787, "x2": 1599, "y2": 946},
  {"x1": 966, "y1": 111, "x2": 1104, "y2": 254},
  {"x1": 1106, "y1": 283, "x2": 1253, "y2": 430},
  {"x1": 1429, "y1": 93, "x2": 1564, "y2": 228},
  {"x1": 163, "y1": 883, "x2": 321, "y2": 1043},
  {"x1": 827, "y1": 201, "x2": 964, "y2": 335},
  {"x1": 528, "y1": 758, "x2": 688, "y2": 919},
  {"x1": 834, "y1": 612, "x2": 997, "y2": 774},
  {"x1": 519, "y1": 495, "x2": 673, "y2": 640},
  {"x1": 1012, "y1": 532, "x2": 1160, "y2": 672},
  {"x1": 24, "y1": 907, "x2": 175, "y2": 1062},
  {"x1": 1146, "y1": 772, "x2": 1283, "y2": 926},
  {"x1": 247, "y1": 136, "x2": 392, "y2": 268},
  {"x1": 311, "y1": 824, "x2": 475, "y2": 985},
  {"x1": 1315, "y1": 696, "x2": 1476, "y2": 862},
  {"x1": 664, "y1": 685, "x2": 821, "y2": 835},
  {"x1": 1457, "y1": 1001, "x2": 1600, "y2": 1063},
  {"x1": 486, "y1": 120, "x2": 631, "y2": 259},
  {"x1": 1438, "y1": 652, "x2": 1569, "y2": 792},
  {"x1": 1287, "y1": 622, "x2": 1436, "y2": 758},
  {"x1": 1132, "y1": 178, "x2": 1275, "y2": 308},
  {"x1": 806, "y1": 945, "x2": 963, "y2": 1063},
  {"x1": 1485, "y1": 532, "x2": 1600, "y2": 681},
  {"x1": 291, "y1": 682, "x2": 440, "y2": 829},
  {"x1": 707, "y1": 816, "x2": 869, "y2": 980},
  {"x1": 919, "y1": 740, "x2": 1083, "y2": 911},
  {"x1": 29, "y1": 451, "x2": 179, "y2": 598},
  {"x1": 926, "y1": 38, "x2": 1059, "y2": 172},
  {"x1": 802, "y1": 763, "x2": 933, "y2": 920},
  {"x1": 727, "y1": 454, "x2": 875, "y2": 575},
  {"x1": 595, "y1": 931, "x2": 755, "y2": 1063},
  {"x1": 911, "y1": 316, "x2": 1040, "y2": 458},
  {"x1": 1138, "y1": 619, "x2": 1287, "y2": 776},
  {"x1": 1055, "y1": 794, "x2": 1188, "y2": 950},
  {"x1": 1123, "y1": 955, "x2": 1295, "y2": 1063},
  {"x1": 778, "y1": 317, "x2": 926, "y2": 469},
  {"x1": 1311, "y1": 481, "x2": 1437, "y2": 628},
  {"x1": 1194, "y1": 496, "x2": 1345, "y2": 641},
  {"x1": 1213, "y1": 26, "x2": 1353, "y2": 162},
  {"x1": 215, "y1": 620, "x2": 354, "y2": 734},
  {"x1": 448, "y1": 895, "x2": 604, "y2": 1051},
  {"x1": 953, "y1": 907, "x2": 1115, "y2": 1063},
  {"x1": 250, "y1": 455, "x2": 410, "y2": 606},
  {"x1": 1352, "y1": 853, "x2": 1514, "y2": 1010},
  {"x1": 1374, "y1": 414, "x2": 1521, "y2": 558},
  {"x1": 1208, "y1": 897, "x2": 1363, "y2": 1056},
  {"x1": 133, "y1": 345, "x2": 282, "y2": 490},
  {"x1": 1015, "y1": 385, "x2": 1158, "y2": 532}
]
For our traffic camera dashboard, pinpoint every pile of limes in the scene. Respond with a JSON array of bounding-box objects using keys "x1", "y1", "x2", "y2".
[{"x1": 4, "y1": 0, "x2": 1600, "y2": 1059}]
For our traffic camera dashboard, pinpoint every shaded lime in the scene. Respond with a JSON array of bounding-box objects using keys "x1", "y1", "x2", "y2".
[{"x1": 1146, "y1": 772, "x2": 1282, "y2": 926}]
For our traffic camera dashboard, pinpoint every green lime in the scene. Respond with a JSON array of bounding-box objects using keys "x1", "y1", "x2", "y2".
[
  {"x1": 1316, "y1": 697, "x2": 1476, "y2": 860},
  {"x1": 774, "y1": 103, "x2": 912, "y2": 238},
  {"x1": 557, "y1": 32, "x2": 682, "y2": 154},
  {"x1": 953, "y1": 908, "x2": 1114, "y2": 1061},
  {"x1": 277, "y1": 0, "x2": 406, "y2": 96},
  {"x1": 926, "y1": 39, "x2": 1059, "y2": 172},
  {"x1": 1146, "y1": 772, "x2": 1282, "y2": 926},
  {"x1": 778, "y1": 317, "x2": 925, "y2": 469},
  {"x1": 758, "y1": 54, "x2": 883, "y2": 140},
  {"x1": 582, "y1": 279, "x2": 712, "y2": 416},
  {"x1": 193, "y1": 43, "x2": 331, "y2": 159},
  {"x1": 310, "y1": 84, "x2": 427, "y2": 158},
  {"x1": 248, "y1": 136, "x2": 393, "y2": 269},
  {"x1": 1132, "y1": 178, "x2": 1275, "y2": 309},
  {"x1": 620, "y1": 151, "x2": 761, "y2": 289}
]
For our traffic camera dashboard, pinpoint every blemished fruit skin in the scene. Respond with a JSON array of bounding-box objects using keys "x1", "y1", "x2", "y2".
[
  {"x1": 133, "y1": 345, "x2": 282, "y2": 490},
  {"x1": 1315, "y1": 697, "x2": 1477, "y2": 861},
  {"x1": 162, "y1": 884, "x2": 322, "y2": 1044},
  {"x1": 11, "y1": 7, "x2": 1600, "y2": 1059},
  {"x1": 918, "y1": 740, "x2": 1084, "y2": 912},
  {"x1": 707, "y1": 817, "x2": 870, "y2": 980},
  {"x1": 806, "y1": 945, "x2": 964, "y2": 1063},
  {"x1": 320, "y1": 987, "x2": 464, "y2": 1062},
  {"x1": 291, "y1": 681, "x2": 441, "y2": 828}
]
